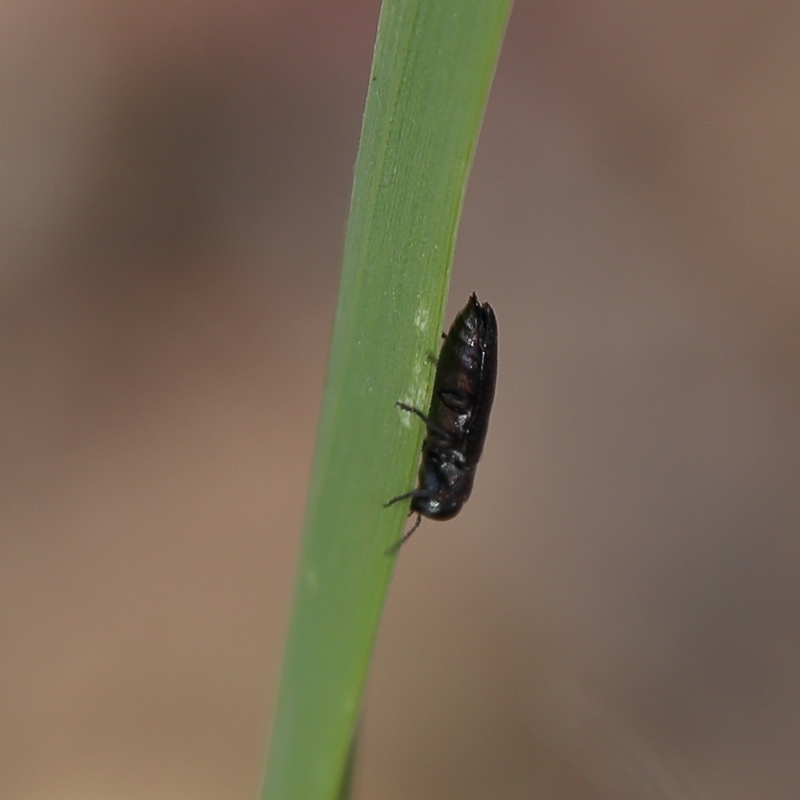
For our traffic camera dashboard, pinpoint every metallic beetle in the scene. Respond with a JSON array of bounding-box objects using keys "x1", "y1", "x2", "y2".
[{"x1": 386, "y1": 293, "x2": 498, "y2": 552}]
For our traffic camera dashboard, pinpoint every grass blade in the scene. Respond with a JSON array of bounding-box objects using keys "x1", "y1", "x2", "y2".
[{"x1": 261, "y1": 2, "x2": 512, "y2": 798}]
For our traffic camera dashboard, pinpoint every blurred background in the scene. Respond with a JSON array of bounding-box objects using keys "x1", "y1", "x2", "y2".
[{"x1": 3, "y1": 1, "x2": 800, "y2": 798}]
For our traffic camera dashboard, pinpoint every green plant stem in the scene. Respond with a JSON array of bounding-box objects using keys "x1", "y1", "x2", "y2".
[{"x1": 261, "y1": 2, "x2": 512, "y2": 799}]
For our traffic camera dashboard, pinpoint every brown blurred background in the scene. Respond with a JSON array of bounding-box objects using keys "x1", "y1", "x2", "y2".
[{"x1": 3, "y1": 1, "x2": 800, "y2": 798}]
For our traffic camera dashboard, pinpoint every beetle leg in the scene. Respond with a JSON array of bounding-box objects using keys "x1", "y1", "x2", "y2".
[
  {"x1": 383, "y1": 487, "x2": 432, "y2": 508},
  {"x1": 395, "y1": 401, "x2": 450, "y2": 439},
  {"x1": 385, "y1": 513, "x2": 423, "y2": 555},
  {"x1": 438, "y1": 388, "x2": 471, "y2": 412}
]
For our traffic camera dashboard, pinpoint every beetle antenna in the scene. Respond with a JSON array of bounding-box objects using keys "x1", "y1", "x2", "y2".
[{"x1": 385, "y1": 513, "x2": 422, "y2": 556}]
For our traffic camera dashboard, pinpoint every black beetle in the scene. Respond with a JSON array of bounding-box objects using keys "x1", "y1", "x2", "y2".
[{"x1": 385, "y1": 293, "x2": 498, "y2": 552}]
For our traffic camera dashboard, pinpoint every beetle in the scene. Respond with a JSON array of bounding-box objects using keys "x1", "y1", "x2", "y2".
[{"x1": 385, "y1": 293, "x2": 498, "y2": 553}]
